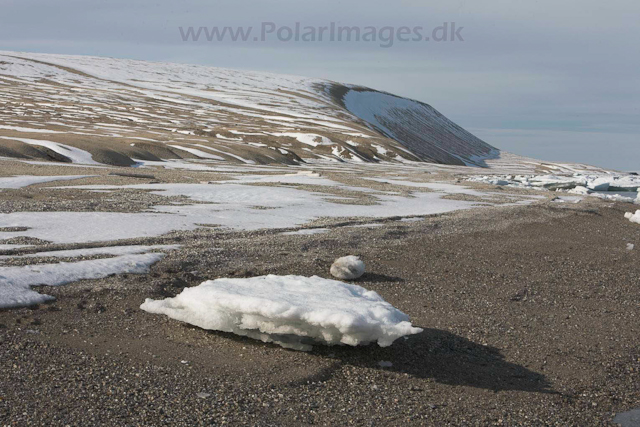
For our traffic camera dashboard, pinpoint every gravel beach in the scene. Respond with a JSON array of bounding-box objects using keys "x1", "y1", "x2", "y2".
[{"x1": 2, "y1": 192, "x2": 639, "y2": 426}]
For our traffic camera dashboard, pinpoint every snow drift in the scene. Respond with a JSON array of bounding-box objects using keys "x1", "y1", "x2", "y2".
[{"x1": 140, "y1": 274, "x2": 422, "y2": 351}]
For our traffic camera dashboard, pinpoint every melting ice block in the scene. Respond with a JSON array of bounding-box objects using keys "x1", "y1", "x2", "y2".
[
  {"x1": 141, "y1": 274, "x2": 423, "y2": 351},
  {"x1": 625, "y1": 210, "x2": 640, "y2": 224}
]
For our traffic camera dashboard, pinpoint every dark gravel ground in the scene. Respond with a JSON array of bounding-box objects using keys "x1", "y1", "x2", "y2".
[{"x1": 1, "y1": 198, "x2": 640, "y2": 426}]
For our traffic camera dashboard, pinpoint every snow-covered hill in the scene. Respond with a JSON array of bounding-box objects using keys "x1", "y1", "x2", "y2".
[
  {"x1": 0, "y1": 50, "x2": 498, "y2": 167},
  {"x1": 338, "y1": 86, "x2": 498, "y2": 166}
]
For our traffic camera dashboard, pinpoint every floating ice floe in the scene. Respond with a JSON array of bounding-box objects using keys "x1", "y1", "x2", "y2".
[
  {"x1": 330, "y1": 255, "x2": 366, "y2": 280},
  {"x1": 625, "y1": 210, "x2": 640, "y2": 224},
  {"x1": 140, "y1": 274, "x2": 422, "y2": 351}
]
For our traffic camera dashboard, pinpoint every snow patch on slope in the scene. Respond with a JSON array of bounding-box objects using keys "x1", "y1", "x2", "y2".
[
  {"x1": 270, "y1": 133, "x2": 333, "y2": 147},
  {"x1": 0, "y1": 136, "x2": 100, "y2": 165}
]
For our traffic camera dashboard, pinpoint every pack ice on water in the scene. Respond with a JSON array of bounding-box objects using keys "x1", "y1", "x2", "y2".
[{"x1": 140, "y1": 275, "x2": 423, "y2": 351}]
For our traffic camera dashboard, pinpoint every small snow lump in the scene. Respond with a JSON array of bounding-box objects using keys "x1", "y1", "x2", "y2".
[{"x1": 330, "y1": 255, "x2": 365, "y2": 280}]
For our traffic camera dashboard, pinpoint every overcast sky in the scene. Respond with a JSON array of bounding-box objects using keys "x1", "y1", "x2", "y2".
[{"x1": 1, "y1": 0, "x2": 638, "y2": 170}]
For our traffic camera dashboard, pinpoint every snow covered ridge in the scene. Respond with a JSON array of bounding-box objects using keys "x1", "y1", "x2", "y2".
[
  {"x1": 141, "y1": 275, "x2": 423, "y2": 351},
  {"x1": 0, "y1": 50, "x2": 499, "y2": 167},
  {"x1": 341, "y1": 88, "x2": 498, "y2": 167},
  {"x1": 467, "y1": 174, "x2": 640, "y2": 203}
]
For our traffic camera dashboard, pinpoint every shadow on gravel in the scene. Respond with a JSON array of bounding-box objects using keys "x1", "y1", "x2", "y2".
[
  {"x1": 309, "y1": 328, "x2": 554, "y2": 394},
  {"x1": 359, "y1": 273, "x2": 405, "y2": 283}
]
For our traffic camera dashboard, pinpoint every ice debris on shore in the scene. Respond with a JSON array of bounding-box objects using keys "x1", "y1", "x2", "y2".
[
  {"x1": 625, "y1": 210, "x2": 640, "y2": 224},
  {"x1": 330, "y1": 255, "x2": 365, "y2": 280},
  {"x1": 140, "y1": 274, "x2": 422, "y2": 351},
  {"x1": 468, "y1": 173, "x2": 640, "y2": 191},
  {"x1": 468, "y1": 174, "x2": 640, "y2": 203}
]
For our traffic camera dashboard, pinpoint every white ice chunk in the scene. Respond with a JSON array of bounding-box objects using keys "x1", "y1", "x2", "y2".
[
  {"x1": 330, "y1": 255, "x2": 365, "y2": 280},
  {"x1": 468, "y1": 174, "x2": 640, "y2": 195},
  {"x1": 587, "y1": 177, "x2": 610, "y2": 192},
  {"x1": 568, "y1": 186, "x2": 591, "y2": 195},
  {"x1": 626, "y1": 210, "x2": 640, "y2": 224},
  {"x1": 140, "y1": 274, "x2": 422, "y2": 351}
]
